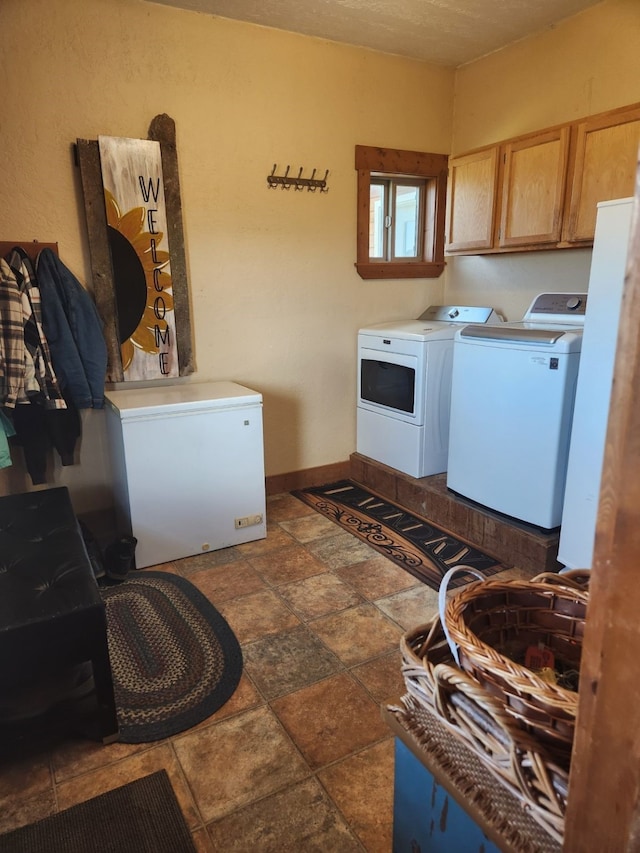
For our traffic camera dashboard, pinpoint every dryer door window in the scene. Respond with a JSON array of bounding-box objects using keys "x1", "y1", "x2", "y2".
[{"x1": 360, "y1": 356, "x2": 416, "y2": 414}]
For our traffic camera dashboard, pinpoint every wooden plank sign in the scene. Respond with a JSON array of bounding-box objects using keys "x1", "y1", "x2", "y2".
[{"x1": 98, "y1": 136, "x2": 179, "y2": 380}]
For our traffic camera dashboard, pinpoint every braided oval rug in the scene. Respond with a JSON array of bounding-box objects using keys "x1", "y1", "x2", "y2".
[{"x1": 102, "y1": 571, "x2": 242, "y2": 743}]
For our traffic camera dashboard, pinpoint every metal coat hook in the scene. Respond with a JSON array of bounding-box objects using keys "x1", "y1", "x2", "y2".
[{"x1": 266, "y1": 164, "x2": 329, "y2": 193}]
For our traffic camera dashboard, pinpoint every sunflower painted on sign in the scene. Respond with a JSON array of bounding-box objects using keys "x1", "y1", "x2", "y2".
[{"x1": 104, "y1": 189, "x2": 175, "y2": 372}]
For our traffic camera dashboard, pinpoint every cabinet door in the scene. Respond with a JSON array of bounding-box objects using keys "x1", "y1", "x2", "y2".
[
  {"x1": 498, "y1": 127, "x2": 570, "y2": 248},
  {"x1": 564, "y1": 105, "x2": 640, "y2": 244},
  {"x1": 445, "y1": 147, "x2": 498, "y2": 252}
]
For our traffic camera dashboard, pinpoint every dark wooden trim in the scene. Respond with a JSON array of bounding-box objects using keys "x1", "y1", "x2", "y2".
[
  {"x1": 265, "y1": 461, "x2": 351, "y2": 496},
  {"x1": 356, "y1": 169, "x2": 371, "y2": 274},
  {"x1": 355, "y1": 144, "x2": 448, "y2": 176},
  {"x1": 355, "y1": 261, "x2": 445, "y2": 279}
]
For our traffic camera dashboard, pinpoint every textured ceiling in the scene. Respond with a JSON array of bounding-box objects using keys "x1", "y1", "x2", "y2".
[{"x1": 146, "y1": 0, "x2": 602, "y2": 67}]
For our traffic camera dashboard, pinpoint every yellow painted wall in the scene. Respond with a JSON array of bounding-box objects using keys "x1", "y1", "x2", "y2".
[
  {"x1": 0, "y1": 0, "x2": 453, "y2": 508},
  {"x1": 3, "y1": 0, "x2": 638, "y2": 511},
  {"x1": 445, "y1": 0, "x2": 640, "y2": 320}
]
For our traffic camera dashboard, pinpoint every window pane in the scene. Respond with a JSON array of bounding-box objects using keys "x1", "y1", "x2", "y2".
[
  {"x1": 369, "y1": 183, "x2": 385, "y2": 258},
  {"x1": 394, "y1": 184, "x2": 419, "y2": 258}
]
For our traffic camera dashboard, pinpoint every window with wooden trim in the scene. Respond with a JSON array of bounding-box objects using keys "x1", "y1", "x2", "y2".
[{"x1": 355, "y1": 145, "x2": 448, "y2": 279}]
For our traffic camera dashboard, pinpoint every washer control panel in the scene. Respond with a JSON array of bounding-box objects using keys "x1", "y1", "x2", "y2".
[
  {"x1": 419, "y1": 305, "x2": 502, "y2": 324},
  {"x1": 526, "y1": 292, "x2": 588, "y2": 321}
]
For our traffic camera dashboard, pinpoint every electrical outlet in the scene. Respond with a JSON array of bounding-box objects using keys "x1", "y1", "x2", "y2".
[{"x1": 234, "y1": 514, "x2": 263, "y2": 529}]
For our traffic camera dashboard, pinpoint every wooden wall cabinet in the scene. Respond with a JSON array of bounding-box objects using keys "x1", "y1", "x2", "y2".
[
  {"x1": 563, "y1": 103, "x2": 640, "y2": 244},
  {"x1": 446, "y1": 101, "x2": 640, "y2": 255},
  {"x1": 445, "y1": 147, "x2": 498, "y2": 252},
  {"x1": 498, "y1": 127, "x2": 569, "y2": 248}
]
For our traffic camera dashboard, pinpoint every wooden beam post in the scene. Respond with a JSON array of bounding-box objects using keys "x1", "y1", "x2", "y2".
[{"x1": 148, "y1": 114, "x2": 194, "y2": 377}]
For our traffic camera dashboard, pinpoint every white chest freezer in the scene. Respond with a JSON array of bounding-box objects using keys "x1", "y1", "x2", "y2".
[{"x1": 104, "y1": 381, "x2": 266, "y2": 568}]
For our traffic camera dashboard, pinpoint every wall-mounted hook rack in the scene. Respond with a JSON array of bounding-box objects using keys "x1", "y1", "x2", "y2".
[
  {"x1": 267, "y1": 164, "x2": 329, "y2": 193},
  {"x1": 0, "y1": 240, "x2": 59, "y2": 262}
]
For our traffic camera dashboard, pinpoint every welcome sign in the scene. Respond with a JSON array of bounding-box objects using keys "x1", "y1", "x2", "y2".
[{"x1": 98, "y1": 136, "x2": 179, "y2": 380}]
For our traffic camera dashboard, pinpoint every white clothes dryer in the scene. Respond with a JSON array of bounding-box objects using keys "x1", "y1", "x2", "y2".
[
  {"x1": 446, "y1": 293, "x2": 587, "y2": 529},
  {"x1": 357, "y1": 305, "x2": 502, "y2": 478}
]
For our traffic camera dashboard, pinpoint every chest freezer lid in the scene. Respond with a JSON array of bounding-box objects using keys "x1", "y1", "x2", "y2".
[{"x1": 104, "y1": 381, "x2": 262, "y2": 419}]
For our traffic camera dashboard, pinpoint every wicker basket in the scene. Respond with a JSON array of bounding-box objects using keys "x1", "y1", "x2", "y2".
[
  {"x1": 439, "y1": 571, "x2": 588, "y2": 762},
  {"x1": 401, "y1": 615, "x2": 569, "y2": 843},
  {"x1": 400, "y1": 571, "x2": 589, "y2": 842}
]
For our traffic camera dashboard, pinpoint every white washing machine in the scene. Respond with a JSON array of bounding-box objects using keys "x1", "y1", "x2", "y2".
[
  {"x1": 446, "y1": 292, "x2": 587, "y2": 529},
  {"x1": 357, "y1": 305, "x2": 502, "y2": 478}
]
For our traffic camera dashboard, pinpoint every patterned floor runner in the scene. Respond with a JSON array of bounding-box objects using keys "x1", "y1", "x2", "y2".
[{"x1": 293, "y1": 480, "x2": 510, "y2": 591}]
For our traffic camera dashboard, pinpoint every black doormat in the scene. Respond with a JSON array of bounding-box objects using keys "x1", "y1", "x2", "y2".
[
  {"x1": 102, "y1": 572, "x2": 242, "y2": 743},
  {"x1": 0, "y1": 770, "x2": 196, "y2": 853},
  {"x1": 293, "y1": 480, "x2": 509, "y2": 591}
]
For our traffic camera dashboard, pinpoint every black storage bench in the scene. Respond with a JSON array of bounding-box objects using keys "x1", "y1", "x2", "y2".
[{"x1": 0, "y1": 487, "x2": 118, "y2": 743}]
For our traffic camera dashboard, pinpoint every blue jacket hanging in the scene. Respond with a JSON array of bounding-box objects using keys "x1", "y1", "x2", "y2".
[{"x1": 36, "y1": 248, "x2": 107, "y2": 409}]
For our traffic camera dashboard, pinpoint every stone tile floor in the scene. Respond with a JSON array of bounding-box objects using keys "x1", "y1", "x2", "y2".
[{"x1": 0, "y1": 492, "x2": 532, "y2": 851}]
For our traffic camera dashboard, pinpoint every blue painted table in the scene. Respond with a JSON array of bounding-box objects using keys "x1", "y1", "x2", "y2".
[
  {"x1": 384, "y1": 703, "x2": 561, "y2": 853},
  {"x1": 393, "y1": 738, "x2": 501, "y2": 853}
]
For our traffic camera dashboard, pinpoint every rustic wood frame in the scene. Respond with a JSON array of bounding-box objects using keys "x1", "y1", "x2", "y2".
[
  {"x1": 355, "y1": 144, "x2": 448, "y2": 280},
  {"x1": 75, "y1": 114, "x2": 194, "y2": 382}
]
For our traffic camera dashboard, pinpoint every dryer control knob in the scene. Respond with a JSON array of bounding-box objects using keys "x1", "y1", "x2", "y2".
[
  {"x1": 448, "y1": 308, "x2": 459, "y2": 318},
  {"x1": 566, "y1": 297, "x2": 582, "y2": 310}
]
